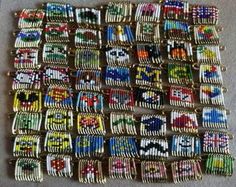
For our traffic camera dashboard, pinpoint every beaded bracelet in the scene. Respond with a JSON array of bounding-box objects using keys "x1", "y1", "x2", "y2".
[
  {"x1": 105, "y1": 47, "x2": 130, "y2": 66},
  {"x1": 202, "y1": 107, "x2": 228, "y2": 129},
  {"x1": 43, "y1": 43, "x2": 68, "y2": 64},
  {"x1": 77, "y1": 113, "x2": 106, "y2": 135},
  {"x1": 135, "y1": 3, "x2": 161, "y2": 22},
  {"x1": 171, "y1": 110, "x2": 198, "y2": 133},
  {"x1": 12, "y1": 70, "x2": 41, "y2": 90},
  {"x1": 109, "y1": 136, "x2": 138, "y2": 157},
  {"x1": 135, "y1": 65, "x2": 162, "y2": 89},
  {"x1": 15, "y1": 158, "x2": 43, "y2": 182},
  {"x1": 78, "y1": 159, "x2": 106, "y2": 183},
  {"x1": 139, "y1": 138, "x2": 169, "y2": 159},
  {"x1": 136, "y1": 22, "x2": 160, "y2": 43},
  {"x1": 44, "y1": 131, "x2": 73, "y2": 153},
  {"x1": 196, "y1": 45, "x2": 221, "y2": 64},
  {"x1": 141, "y1": 161, "x2": 167, "y2": 183},
  {"x1": 45, "y1": 109, "x2": 73, "y2": 131},
  {"x1": 14, "y1": 48, "x2": 39, "y2": 69},
  {"x1": 45, "y1": 23, "x2": 69, "y2": 43},
  {"x1": 75, "y1": 70, "x2": 101, "y2": 91},
  {"x1": 171, "y1": 159, "x2": 202, "y2": 183},
  {"x1": 74, "y1": 48, "x2": 100, "y2": 69},
  {"x1": 171, "y1": 135, "x2": 201, "y2": 157},
  {"x1": 203, "y1": 131, "x2": 230, "y2": 154},
  {"x1": 205, "y1": 154, "x2": 234, "y2": 176},
  {"x1": 105, "y1": 2, "x2": 132, "y2": 23},
  {"x1": 168, "y1": 63, "x2": 193, "y2": 85},
  {"x1": 140, "y1": 114, "x2": 166, "y2": 136},
  {"x1": 46, "y1": 154, "x2": 73, "y2": 178},
  {"x1": 199, "y1": 64, "x2": 223, "y2": 84},
  {"x1": 200, "y1": 84, "x2": 225, "y2": 106},
  {"x1": 169, "y1": 85, "x2": 195, "y2": 108},
  {"x1": 12, "y1": 112, "x2": 42, "y2": 134},
  {"x1": 136, "y1": 44, "x2": 162, "y2": 64},
  {"x1": 110, "y1": 112, "x2": 137, "y2": 135},
  {"x1": 192, "y1": 5, "x2": 219, "y2": 25},
  {"x1": 75, "y1": 8, "x2": 101, "y2": 25},
  {"x1": 75, "y1": 135, "x2": 104, "y2": 158},
  {"x1": 109, "y1": 157, "x2": 137, "y2": 179},
  {"x1": 17, "y1": 9, "x2": 45, "y2": 29},
  {"x1": 194, "y1": 25, "x2": 219, "y2": 45},
  {"x1": 15, "y1": 28, "x2": 42, "y2": 48},
  {"x1": 43, "y1": 66, "x2": 70, "y2": 86},
  {"x1": 13, "y1": 135, "x2": 41, "y2": 158},
  {"x1": 44, "y1": 86, "x2": 73, "y2": 109},
  {"x1": 45, "y1": 3, "x2": 74, "y2": 22},
  {"x1": 13, "y1": 90, "x2": 42, "y2": 112}
]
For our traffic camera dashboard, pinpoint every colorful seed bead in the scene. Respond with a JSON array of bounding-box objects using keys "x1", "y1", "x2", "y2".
[
  {"x1": 197, "y1": 45, "x2": 221, "y2": 64},
  {"x1": 171, "y1": 110, "x2": 198, "y2": 133},
  {"x1": 12, "y1": 70, "x2": 41, "y2": 90},
  {"x1": 105, "y1": 47, "x2": 130, "y2": 66},
  {"x1": 75, "y1": 28, "x2": 101, "y2": 48},
  {"x1": 171, "y1": 159, "x2": 202, "y2": 183},
  {"x1": 13, "y1": 90, "x2": 42, "y2": 112},
  {"x1": 141, "y1": 161, "x2": 167, "y2": 183},
  {"x1": 75, "y1": 8, "x2": 101, "y2": 25},
  {"x1": 14, "y1": 48, "x2": 39, "y2": 69},
  {"x1": 105, "y1": 2, "x2": 132, "y2": 23},
  {"x1": 46, "y1": 154, "x2": 73, "y2": 178},
  {"x1": 168, "y1": 63, "x2": 193, "y2": 85},
  {"x1": 199, "y1": 64, "x2": 223, "y2": 84},
  {"x1": 45, "y1": 109, "x2": 73, "y2": 131},
  {"x1": 140, "y1": 138, "x2": 169, "y2": 159},
  {"x1": 78, "y1": 159, "x2": 106, "y2": 184},
  {"x1": 140, "y1": 114, "x2": 166, "y2": 136},
  {"x1": 105, "y1": 66, "x2": 131, "y2": 87},
  {"x1": 110, "y1": 112, "x2": 137, "y2": 135},
  {"x1": 167, "y1": 40, "x2": 193, "y2": 62},
  {"x1": 136, "y1": 22, "x2": 160, "y2": 43},
  {"x1": 169, "y1": 85, "x2": 195, "y2": 108},
  {"x1": 134, "y1": 87, "x2": 164, "y2": 109},
  {"x1": 192, "y1": 5, "x2": 219, "y2": 25},
  {"x1": 77, "y1": 113, "x2": 105, "y2": 135},
  {"x1": 163, "y1": 0, "x2": 189, "y2": 20},
  {"x1": 107, "y1": 25, "x2": 134, "y2": 46},
  {"x1": 75, "y1": 135, "x2": 104, "y2": 158},
  {"x1": 15, "y1": 158, "x2": 43, "y2": 182},
  {"x1": 12, "y1": 112, "x2": 42, "y2": 134},
  {"x1": 43, "y1": 66, "x2": 70, "y2": 86},
  {"x1": 164, "y1": 20, "x2": 190, "y2": 40},
  {"x1": 44, "y1": 131, "x2": 72, "y2": 153},
  {"x1": 18, "y1": 9, "x2": 45, "y2": 29},
  {"x1": 194, "y1": 25, "x2": 219, "y2": 45},
  {"x1": 205, "y1": 154, "x2": 234, "y2": 176},
  {"x1": 203, "y1": 131, "x2": 230, "y2": 154},
  {"x1": 109, "y1": 136, "x2": 138, "y2": 157},
  {"x1": 13, "y1": 135, "x2": 40, "y2": 158},
  {"x1": 76, "y1": 91, "x2": 103, "y2": 113},
  {"x1": 171, "y1": 135, "x2": 201, "y2": 157},
  {"x1": 109, "y1": 89, "x2": 134, "y2": 111},
  {"x1": 43, "y1": 43, "x2": 68, "y2": 65},
  {"x1": 202, "y1": 107, "x2": 228, "y2": 129},
  {"x1": 45, "y1": 3, "x2": 74, "y2": 22},
  {"x1": 45, "y1": 23, "x2": 69, "y2": 43},
  {"x1": 136, "y1": 65, "x2": 162, "y2": 89},
  {"x1": 44, "y1": 86, "x2": 73, "y2": 109},
  {"x1": 15, "y1": 28, "x2": 42, "y2": 48},
  {"x1": 200, "y1": 84, "x2": 225, "y2": 106},
  {"x1": 75, "y1": 70, "x2": 101, "y2": 91},
  {"x1": 74, "y1": 48, "x2": 100, "y2": 69},
  {"x1": 135, "y1": 3, "x2": 161, "y2": 22},
  {"x1": 109, "y1": 157, "x2": 137, "y2": 179},
  {"x1": 137, "y1": 44, "x2": 162, "y2": 64}
]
